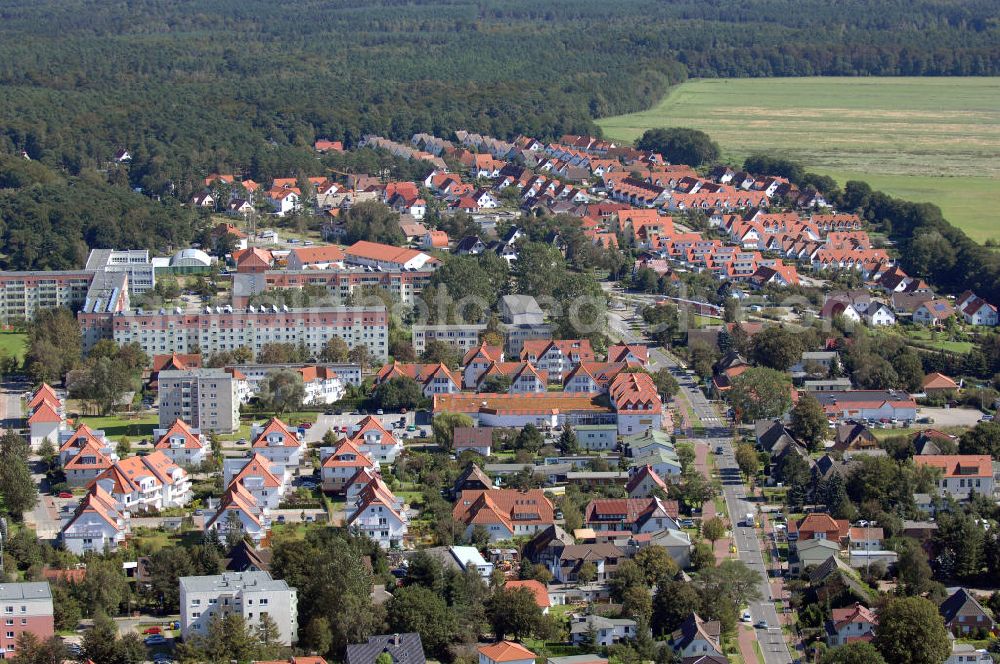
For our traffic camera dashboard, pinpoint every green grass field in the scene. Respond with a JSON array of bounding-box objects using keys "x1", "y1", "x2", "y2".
[
  {"x1": 598, "y1": 77, "x2": 1000, "y2": 242},
  {"x1": 0, "y1": 333, "x2": 27, "y2": 363}
]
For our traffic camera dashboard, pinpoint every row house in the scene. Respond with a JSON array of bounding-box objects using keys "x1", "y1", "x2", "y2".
[
  {"x1": 463, "y1": 343, "x2": 505, "y2": 389},
  {"x1": 359, "y1": 135, "x2": 447, "y2": 169},
  {"x1": 520, "y1": 339, "x2": 595, "y2": 382},
  {"x1": 563, "y1": 362, "x2": 628, "y2": 394},
  {"x1": 475, "y1": 361, "x2": 548, "y2": 394},
  {"x1": 606, "y1": 177, "x2": 668, "y2": 208},
  {"x1": 375, "y1": 361, "x2": 462, "y2": 396},
  {"x1": 92, "y1": 451, "x2": 191, "y2": 513},
  {"x1": 347, "y1": 475, "x2": 408, "y2": 549},
  {"x1": 811, "y1": 213, "x2": 864, "y2": 232},
  {"x1": 60, "y1": 484, "x2": 128, "y2": 555}
]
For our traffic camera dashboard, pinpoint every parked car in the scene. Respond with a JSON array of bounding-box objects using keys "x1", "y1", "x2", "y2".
[
  {"x1": 57, "y1": 491, "x2": 73, "y2": 499},
  {"x1": 407, "y1": 425, "x2": 416, "y2": 432},
  {"x1": 324, "y1": 410, "x2": 334, "y2": 416},
  {"x1": 144, "y1": 635, "x2": 167, "y2": 645},
  {"x1": 299, "y1": 422, "x2": 313, "y2": 429},
  {"x1": 142, "y1": 627, "x2": 162, "y2": 635},
  {"x1": 376, "y1": 409, "x2": 384, "y2": 415}
]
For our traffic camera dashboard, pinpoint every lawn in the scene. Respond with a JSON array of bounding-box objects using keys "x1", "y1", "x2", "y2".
[
  {"x1": 0, "y1": 332, "x2": 27, "y2": 363},
  {"x1": 76, "y1": 413, "x2": 159, "y2": 439},
  {"x1": 598, "y1": 77, "x2": 1000, "y2": 242}
]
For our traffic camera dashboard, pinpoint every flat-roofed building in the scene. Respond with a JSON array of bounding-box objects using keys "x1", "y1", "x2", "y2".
[{"x1": 0, "y1": 582, "x2": 54, "y2": 657}]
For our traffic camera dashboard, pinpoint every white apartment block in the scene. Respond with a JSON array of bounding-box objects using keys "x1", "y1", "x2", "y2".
[
  {"x1": 100, "y1": 306, "x2": 388, "y2": 360},
  {"x1": 158, "y1": 369, "x2": 241, "y2": 433},
  {"x1": 179, "y1": 572, "x2": 298, "y2": 645},
  {"x1": 412, "y1": 324, "x2": 487, "y2": 355}
]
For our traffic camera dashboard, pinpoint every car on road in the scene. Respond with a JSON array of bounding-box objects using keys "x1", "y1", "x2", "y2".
[
  {"x1": 376, "y1": 409, "x2": 384, "y2": 415},
  {"x1": 144, "y1": 635, "x2": 167, "y2": 645},
  {"x1": 324, "y1": 410, "x2": 334, "y2": 416},
  {"x1": 741, "y1": 611, "x2": 751, "y2": 623},
  {"x1": 57, "y1": 491, "x2": 73, "y2": 499},
  {"x1": 754, "y1": 620, "x2": 768, "y2": 629}
]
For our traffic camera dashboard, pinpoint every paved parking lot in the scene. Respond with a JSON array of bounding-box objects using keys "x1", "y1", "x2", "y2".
[
  {"x1": 304, "y1": 412, "x2": 430, "y2": 444},
  {"x1": 916, "y1": 406, "x2": 984, "y2": 428}
]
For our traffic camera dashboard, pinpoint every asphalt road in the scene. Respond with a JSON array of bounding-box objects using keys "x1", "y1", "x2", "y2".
[{"x1": 608, "y1": 305, "x2": 794, "y2": 664}]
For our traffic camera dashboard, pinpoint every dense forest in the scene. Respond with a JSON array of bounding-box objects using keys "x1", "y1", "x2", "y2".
[{"x1": 0, "y1": 0, "x2": 996, "y2": 269}]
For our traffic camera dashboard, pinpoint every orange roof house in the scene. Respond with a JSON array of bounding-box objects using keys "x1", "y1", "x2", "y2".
[
  {"x1": 796, "y1": 513, "x2": 850, "y2": 545},
  {"x1": 504, "y1": 579, "x2": 551, "y2": 610},
  {"x1": 922, "y1": 372, "x2": 959, "y2": 394},
  {"x1": 453, "y1": 489, "x2": 555, "y2": 540},
  {"x1": 478, "y1": 641, "x2": 538, "y2": 664}
]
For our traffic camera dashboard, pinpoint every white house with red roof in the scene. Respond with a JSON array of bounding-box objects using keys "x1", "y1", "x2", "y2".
[
  {"x1": 205, "y1": 483, "x2": 270, "y2": 544},
  {"x1": 914, "y1": 455, "x2": 995, "y2": 501},
  {"x1": 91, "y1": 451, "x2": 191, "y2": 512},
  {"x1": 60, "y1": 485, "x2": 128, "y2": 555},
  {"x1": 223, "y1": 453, "x2": 287, "y2": 510},
  {"x1": 479, "y1": 642, "x2": 537, "y2": 664},
  {"x1": 520, "y1": 339, "x2": 595, "y2": 382},
  {"x1": 453, "y1": 489, "x2": 555, "y2": 541},
  {"x1": 607, "y1": 344, "x2": 649, "y2": 366},
  {"x1": 344, "y1": 240, "x2": 438, "y2": 271},
  {"x1": 584, "y1": 497, "x2": 679, "y2": 534},
  {"x1": 286, "y1": 245, "x2": 346, "y2": 270},
  {"x1": 346, "y1": 416, "x2": 404, "y2": 465},
  {"x1": 626, "y1": 465, "x2": 669, "y2": 499},
  {"x1": 563, "y1": 362, "x2": 628, "y2": 394},
  {"x1": 27, "y1": 383, "x2": 64, "y2": 450},
  {"x1": 375, "y1": 362, "x2": 461, "y2": 397},
  {"x1": 250, "y1": 418, "x2": 306, "y2": 471},
  {"x1": 266, "y1": 187, "x2": 301, "y2": 216},
  {"x1": 153, "y1": 419, "x2": 208, "y2": 467},
  {"x1": 63, "y1": 439, "x2": 117, "y2": 488},
  {"x1": 609, "y1": 372, "x2": 662, "y2": 435},
  {"x1": 57, "y1": 424, "x2": 113, "y2": 467},
  {"x1": 825, "y1": 603, "x2": 877, "y2": 647},
  {"x1": 347, "y1": 475, "x2": 408, "y2": 549},
  {"x1": 320, "y1": 440, "x2": 377, "y2": 493},
  {"x1": 958, "y1": 292, "x2": 999, "y2": 327}
]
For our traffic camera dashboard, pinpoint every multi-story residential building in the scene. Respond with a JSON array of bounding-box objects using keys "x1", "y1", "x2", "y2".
[
  {"x1": 0, "y1": 270, "x2": 92, "y2": 325},
  {"x1": 575, "y1": 424, "x2": 618, "y2": 451},
  {"x1": 347, "y1": 476, "x2": 408, "y2": 549},
  {"x1": 81, "y1": 306, "x2": 388, "y2": 359},
  {"x1": 158, "y1": 368, "x2": 241, "y2": 433},
  {"x1": 231, "y1": 266, "x2": 434, "y2": 307},
  {"x1": 570, "y1": 614, "x2": 637, "y2": 647},
  {"x1": 0, "y1": 582, "x2": 54, "y2": 658},
  {"x1": 344, "y1": 241, "x2": 440, "y2": 271},
  {"x1": 413, "y1": 325, "x2": 487, "y2": 355},
  {"x1": 60, "y1": 485, "x2": 128, "y2": 555},
  {"x1": 153, "y1": 419, "x2": 208, "y2": 467},
  {"x1": 179, "y1": 572, "x2": 298, "y2": 645},
  {"x1": 63, "y1": 439, "x2": 116, "y2": 488},
  {"x1": 250, "y1": 418, "x2": 306, "y2": 472},
  {"x1": 914, "y1": 455, "x2": 995, "y2": 501},
  {"x1": 57, "y1": 423, "x2": 112, "y2": 466},
  {"x1": 375, "y1": 362, "x2": 462, "y2": 397},
  {"x1": 92, "y1": 451, "x2": 191, "y2": 513}
]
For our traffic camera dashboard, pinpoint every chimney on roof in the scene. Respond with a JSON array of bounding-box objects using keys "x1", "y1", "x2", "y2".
[{"x1": 393, "y1": 633, "x2": 401, "y2": 646}]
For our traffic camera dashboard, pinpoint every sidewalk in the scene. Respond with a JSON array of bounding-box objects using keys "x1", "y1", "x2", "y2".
[{"x1": 694, "y1": 441, "x2": 735, "y2": 561}]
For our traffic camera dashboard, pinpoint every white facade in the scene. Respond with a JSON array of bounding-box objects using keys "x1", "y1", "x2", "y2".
[
  {"x1": 105, "y1": 306, "x2": 388, "y2": 361},
  {"x1": 576, "y1": 425, "x2": 618, "y2": 451},
  {"x1": 180, "y1": 572, "x2": 298, "y2": 645},
  {"x1": 413, "y1": 324, "x2": 486, "y2": 355}
]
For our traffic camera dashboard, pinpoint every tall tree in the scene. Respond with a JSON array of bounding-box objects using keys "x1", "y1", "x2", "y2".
[
  {"x1": 790, "y1": 392, "x2": 829, "y2": 452},
  {"x1": 635, "y1": 128, "x2": 720, "y2": 167},
  {"x1": 728, "y1": 367, "x2": 793, "y2": 422},
  {"x1": 485, "y1": 587, "x2": 542, "y2": 640},
  {"x1": 873, "y1": 597, "x2": 950, "y2": 664},
  {"x1": 0, "y1": 431, "x2": 37, "y2": 518}
]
